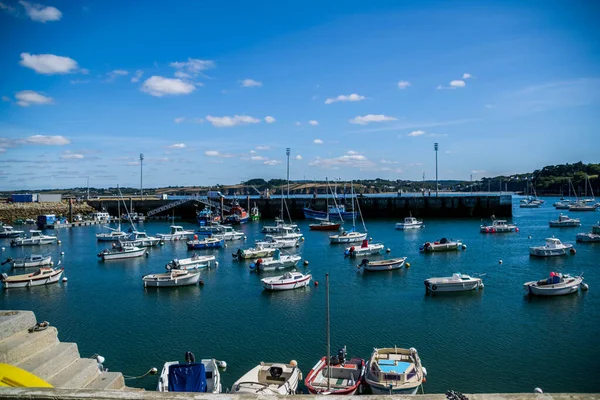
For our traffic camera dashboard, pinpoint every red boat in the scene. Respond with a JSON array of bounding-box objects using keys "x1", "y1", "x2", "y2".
[
  {"x1": 309, "y1": 219, "x2": 341, "y2": 231},
  {"x1": 304, "y1": 347, "x2": 365, "y2": 395}
]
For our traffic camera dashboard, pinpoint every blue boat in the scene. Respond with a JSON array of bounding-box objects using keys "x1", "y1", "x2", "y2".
[
  {"x1": 197, "y1": 207, "x2": 221, "y2": 226},
  {"x1": 187, "y1": 237, "x2": 224, "y2": 250},
  {"x1": 303, "y1": 205, "x2": 356, "y2": 221}
]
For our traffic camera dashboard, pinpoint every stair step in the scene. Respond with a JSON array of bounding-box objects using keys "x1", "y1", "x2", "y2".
[
  {"x1": 0, "y1": 327, "x2": 58, "y2": 364},
  {"x1": 85, "y1": 372, "x2": 125, "y2": 390},
  {"x1": 48, "y1": 358, "x2": 100, "y2": 389},
  {"x1": 15, "y1": 342, "x2": 80, "y2": 381},
  {"x1": 0, "y1": 310, "x2": 37, "y2": 342}
]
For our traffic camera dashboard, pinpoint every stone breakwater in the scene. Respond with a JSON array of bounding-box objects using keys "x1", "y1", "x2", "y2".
[{"x1": 0, "y1": 202, "x2": 95, "y2": 224}]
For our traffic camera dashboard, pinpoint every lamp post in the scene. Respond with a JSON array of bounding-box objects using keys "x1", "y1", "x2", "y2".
[
  {"x1": 140, "y1": 153, "x2": 144, "y2": 199},
  {"x1": 286, "y1": 148, "x2": 290, "y2": 198},
  {"x1": 434, "y1": 143, "x2": 439, "y2": 197}
]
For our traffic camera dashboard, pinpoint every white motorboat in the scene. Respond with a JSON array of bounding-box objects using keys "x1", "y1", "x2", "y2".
[
  {"x1": 420, "y1": 238, "x2": 464, "y2": 252},
  {"x1": 166, "y1": 254, "x2": 215, "y2": 270},
  {"x1": 157, "y1": 353, "x2": 222, "y2": 393},
  {"x1": 156, "y1": 225, "x2": 195, "y2": 241},
  {"x1": 395, "y1": 216, "x2": 424, "y2": 230},
  {"x1": 520, "y1": 200, "x2": 541, "y2": 208},
  {"x1": 96, "y1": 227, "x2": 128, "y2": 242},
  {"x1": 255, "y1": 237, "x2": 298, "y2": 249},
  {"x1": 480, "y1": 219, "x2": 518, "y2": 233},
  {"x1": 549, "y1": 214, "x2": 581, "y2": 228},
  {"x1": 143, "y1": 269, "x2": 201, "y2": 287},
  {"x1": 262, "y1": 218, "x2": 298, "y2": 233},
  {"x1": 576, "y1": 223, "x2": 600, "y2": 242},
  {"x1": 329, "y1": 229, "x2": 367, "y2": 244},
  {"x1": 357, "y1": 257, "x2": 407, "y2": 271},
  {"x1": 424, "y1": 273, "x2": 483, "y2": 293},
  {"x1": 554, "y1": 201, "x2": 571, "y2": 210},
  {"x1": 10, "y1": 230, "x2": 57, "y2": 246},
  {"x1": 364, "y1": 347, "x2": 426, "y2": 395},
  {"x1": 231, "y1": 361, "x2": 301, "y2": 395},
  {"x1": 524, "y1": 272, "x2": 585, "y2": 296},
  {"x1": 529, "y1": 237, "x2": 573, "y2": 257},
  {"x1": 261, "y1": 271, "x2": 312, "y2": 290},
  {"x1": 265, "y1": 227, "x2": 303, "y2": 241},
  {"x1": 9, "y1": 253, "x2": 52, "y2": 268},
  {"x1": 212, "y1": 225, "x2": 245, "y2": 241},
  {"x1": 250, "y1": 250, "x2": 301, "y2": 272},
  {"x1": 568, "y1": 201, "x2": 598, "y2": 212},
  {"x1": 98, "y1": 244, "x2": 146, "y2": 260},
  {"x1": 121, "y1": 231, "x2": 161, "y2": 247},
  {"x1": 344, "y1": 240, "x2": 384, "y2": 257},
  {"x1": 196, "y1": 221, "x2": 225, "y2": 236},
  {"x1": 233, "y1": 245, "x2": 276, "y2": 260},
  {"x1": 1, "y1": 267, "x2": 63, "y2": 289},
  {"x1": 0, "y1": 225, "x2": 24, "y2": 238}
]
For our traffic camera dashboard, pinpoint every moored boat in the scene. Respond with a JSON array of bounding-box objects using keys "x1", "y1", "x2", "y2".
[
  {"x1": 344, "y1": 240, "x2": 384, "y2": 258},
  {"x1": 529, "y1": 237, "x2": 573, "y2": 257},
  {"x1": 424, "y1": 273, "x2": 483, "y2": 292},
  {"x1": 568, "y1": 201, "x2": 598, "y2": 212},
  {"x1": 231, "y1": 361, "x2": 301, "y2": 395},
  {"x1": 364, "y1": 347, "x2": 426, "y2": 395},
  {"x1": 98, "y1": 244, "x2": 146, "y2": 260},
  {"x1": 96, "y1": 227, "x2": 128, "y2": 242},
  {"x1": 309, "y1": 219, "x2": 341, "y2": 231},
  {"x1": 265, "y1": 226, "x2": 303, "y2": 241},
  {"x1": 395, "y1": 216, "x2": 424, "y2": 230},
  {"x1": 212, "y1": 225, "x2": 245, "y2": 241},
  {"x1": 1, "y1": 267, "x2": 64, "y2": 289},
  {"x1": 480, "y1": 219, "x2": 518, "y2": 233},
  {"x1": 524, "y1": 272, "x2": 584, "y2": 296},
  {"x1": 142, "y1": 269, "x2": 201, "y2": 287},
  {"x1": 357, "y1": 257, "x2": 406, "y2": 271},
  {"x1": 250, "y1": 249, "x2": 301, "y2": 272},
  {"x1": 420, "y1": 238, "x2": 464, "y2": 252},
  {"x1": 8, "y1": 253, "x2": 52, "y2": 268},
  {"x1": 166, "y1": 254, "x2": 216, "y2": 270},
  {"x1": 157, "y1": 353, "x2": 222, "y2": 393},
  {"x1": 187, "y1": 237, "x2": 224, "y2": 250},
  {"x1": 224, "y1": 202, "x2": 249, "y2": 224},
  {"x1": 121, "y1": 231, "x2": 161, "y2": 247},
  {"x1": 261, "y1": 271, "x2": 312, "y2": 290},
  {"x1": 329, "y1": 229, "x2": 367, "y2": 244},
  {"x1": 303, "y1": 204, "x2": 355, "y2": 221},
  {"x1": 576, "y1": 223, "x2": 600, "y2": 242},
  {"x1": 233, "y1": 245, "x2": 277, "y2": 260},
  {"x1": 250, "y1": 204, "x2": 261, "y2": 221},
  {"x1": 156, "y1": 225, "x2": 195, "y2": 241},
  {"x1": 255, "y1": 237, "x2": 299, "y2": 249},
  {"x1": 10, "y1": 230, "x2": 57, "y2": 246},
  {"x1": 261, "y1": 218, "x2": 297, "y2": 233},
  {"x1": 197, "y1": 207, "x2": 221, "y2": 226},
  {"x1": 304, "y1": 347, "x2": 365, "y2": 395},
  {"x1": 0, "y1": 225, "x2": 24, "y2": 238},
  {"x1": 549, "y1": 214, "x2": 581, "y2": 228}
]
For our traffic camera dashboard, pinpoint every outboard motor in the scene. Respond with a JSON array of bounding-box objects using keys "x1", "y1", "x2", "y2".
[
  {"x1": 1, "y1": 258, "x2": 12, "y2": 266},
  {"x1": 185, "y1": 351, "x2": 196, "y2": 364},
  {"x1": 337, "y1": 347, "x2": 346, "y2": 365},
  {"x1": 1, "y1": 273, "x2": 8, "y2": 281}
]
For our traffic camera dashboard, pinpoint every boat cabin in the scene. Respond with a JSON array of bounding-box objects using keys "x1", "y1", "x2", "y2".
[
  {"x1": 544, "y1": 237, "x2": 564, "y2": 248},
  {"x1": 257, "y1": 364, "x2": 295, "y2": 385}
]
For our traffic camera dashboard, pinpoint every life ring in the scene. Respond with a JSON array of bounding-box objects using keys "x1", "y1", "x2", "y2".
[{"x1": 431, "y1": 285, "x2": 438, "y2": 291}]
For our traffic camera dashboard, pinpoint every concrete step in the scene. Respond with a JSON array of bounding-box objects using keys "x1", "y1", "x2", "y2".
[
  {"x1": 0, "y1": 311, "x2": 36, "y2": 342},
  {"x1": 15, "y1": 342, "x2": 80, "y2": 382},
  {"x1": 85, "y1": 372, "x2": 125, "y2": 390},
  {"x1": 0, "y1": 327, "x2": 58, "y2": 364},
  {"x1": 48, "y1": 358, "x2": 100, "y2": 389}
]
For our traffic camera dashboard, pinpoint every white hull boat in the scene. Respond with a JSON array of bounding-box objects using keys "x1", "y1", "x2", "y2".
[
  {"x1": 480, "y1": 219, "x2": 517, "y2": 233},
  {"x1": 364, "y1": 347, "x2": 425, "y2": 395},
  {"x1": 549, "y1": 214, "x2": 581, "y2": 227},
  {"x1": 576, "y1": 223, "x2": 600, "y2": 242},
  {"x1": 157, "y1": 354, "x2": 221, "y2": 393},
  {"x1": 0, "y1": 226, "x2": 24, "y2": 238},
  {"x1": 1, "y1": 267, "x2": 63, "y2": 289},
  {"x1": 524, "y1": 272, "x2": 584, "y2": 296},
  {"x1": 329, "y1": 230, "x2": 367, "y2": 244},
  {"x1": 166, "y1": 254, "x2": 216, "y2": 270},
  {"x1": 156, "y1": 225, "x2": 195, "y2": 241},
  {"x1": 99, "y1": 244, "x2": 146, "y2": 260},
  {"x1": 304, "y1": 347, "x2": 365, "y2": 395},
  {"x1": 11, "y1": 231, "x2": 57, "y2": 246},
  {"x1": 96, "y1": 229, "x2": 128, "y2": 242},
  {"x1": 9, "y1": 254, "x2": 52, "y2": 268},
  {"x1": 265, "y1": 232, "x2": 303, "y2": 241},
  {"x1": 255, "y1": 238, "x2": 298, "y2": 249},
  {"x1": 395, "y1": 217, "x2": 424, "y2": 230},
  {"x1": 143, "y1": 269, "x2": 201, "y2": 287},
  {"x1": 424, "y1": 273, "x2": 483, "y2": 292},
  {"x1": 261, "y1": 218, "x2": 298, "y2": 233},
  {"x1": 261, "y1": 271, "x2": 312, "y2": 290},
  {"x1": 420, "y1": 238, "x2": 464, "y2": 252},
  {"x1": 121, "y1": 231, "x2": 160, "y2": 247},
  {"x1": 358, "y1": 257, "x2": 406, "y2": 271},
  {"x1": 345, "y1": 240, "x2": 384, "y2": 257},
  {"x1": 231, "y1": 362, "x2": 301, "y2": 395},
  {"x1": 213, "y1": 230, "x2": 245, "y2": 241},
  {"x1": 250, "y1": 250, "x2": 301, "y2": 272},
  {"x1": 234, "y1": 246, "x2": 276, "y2": 259},
  {"x1": 529, "y1": 237, "x2": 573, "y2": 257}
]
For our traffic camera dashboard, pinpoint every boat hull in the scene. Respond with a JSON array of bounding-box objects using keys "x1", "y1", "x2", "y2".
[
  {"x1": 304, "y1": 356, "x2": 365, "y2": 395},
  {"x1": 262, "y1": 274, "x2": 311, "y2": 290},
  {"x1": 529, "y1": 248, "x2": 569, "y2": 257},
  {"x1": 309, "y1": 223, "x2": 341, "y2": 231},
  {"x1": 0, "y1": 232, "x2": 23, "y2": 238},
  {"x1": 12, "y1": 255, "x2": 52, "y2": 268},
  {"x1": 549, "y1": 222, "x2": 580, "y2": 228},
  {"x1": 363, "y1": 257, "x2": 406, "y2": 271},
  {"x1": 346, "y1": 245, "x2": 384, "y2": 257},
  {"x1": 524, "y1": 277, "x2": 583, "y2": 296},
  {"x1": 303, "y1": 208, "x2": 356, "y2": 221},
  {"x1": 101, "y1": 248, "x2": 146, "y2": 260},
  {"x1": 11, "y1": 238, "x2": 57, "y2": 246},
  {"x1": 424, "y1": 279, "x2": 482, "y2": 292},
  {"x1": 329, "y1": 232, "x2": 367, "y2": 244},
  {"x1": 395, "y1": 223, "x2": 423, "y2": 230},
  {"x1": 143, "y1": 271, "x2": 201, "y2": 287},
  {"x1": 576, "y1": 234, "x2": 600, "y2": 242},
  {"x1": 368, "y1": 383, "x2": 419, "y2": 395},
  {"x1": 2, "y1": 269, "x2": 63, "y2": 289},
  {"x1": 187, "y1": 239, "x2": 224, "y2": 250}
]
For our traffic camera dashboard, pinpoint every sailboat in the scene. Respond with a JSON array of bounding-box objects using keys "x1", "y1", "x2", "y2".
[
  {"x1": 96, "y1": 199, "x2": 127, "y2": 241},
  {"x1": 329, "y1": 182, "x2": 367, "y2": 244},
  {"x1": 569, "y1": 175, "x2": 599, "y2": 211},
  {"x1": 304, "y1": 274, "x2": 365, "y2": 395},
  {"x1": 520, "y1": 179, "x2": 541, "y2": 208},
  {"x1": 309, "y1": 178, "x2": 342, "y2": 231},
  {"x1": 263, "y1": 186, "x2": 303, "y2": 240},
  {"x1": 554, "y1": 179, "x2": 576, "y2": 209},
  {"x1": 117, "y1": 187, "x2": 160, "y2": 247},
  {"x1": 303, "y1": 181, "x2": 356, "y2": 221}
]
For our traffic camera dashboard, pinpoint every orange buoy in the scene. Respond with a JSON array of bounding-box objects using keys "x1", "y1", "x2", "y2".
[
  {"x1": 194, "y1": 235, "x2": 198, "y2": 240},
  {"x1": 314, "y1": 281, "x2": 319, "y2": 286}
]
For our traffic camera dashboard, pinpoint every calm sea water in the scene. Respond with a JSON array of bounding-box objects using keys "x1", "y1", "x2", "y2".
[{"x1": 2, "y1": 197, "x2": 599, "y2": 394}]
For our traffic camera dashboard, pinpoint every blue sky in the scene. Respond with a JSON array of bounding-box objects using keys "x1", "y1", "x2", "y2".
[{"x1": 0, "y1": 0, "x2": 598, "y2": 190}]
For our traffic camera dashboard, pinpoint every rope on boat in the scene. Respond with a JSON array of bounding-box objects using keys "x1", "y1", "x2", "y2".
[{"x1": 123, "y1": 367, "x2": 158, "y2": 380}]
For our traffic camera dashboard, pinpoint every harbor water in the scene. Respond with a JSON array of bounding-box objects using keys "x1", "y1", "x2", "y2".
[{"x1": 1, "y1": 197, "x2": 599, "y2": 393}]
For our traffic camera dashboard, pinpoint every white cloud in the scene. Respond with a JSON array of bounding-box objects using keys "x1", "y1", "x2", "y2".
[
  {"x1": 250, "y1": 156, "x2": 267, "y2": 161},
  {"x1": 60, "y1": 151, "x2": 84, "y2": 159},
  {"x1": 324, "y1": 93, "x2": 366, "y2": 104},
  {"x1": 19, "y1": 1, "x2": 61, "y2": 22},
  {"x1": 295, "y1": 155, "x2": 302, "y2": 160},
  {"x1": 264, "y1": 160, "x2": 281, "y2": 166},
  {"x1": 205, "y1": 115, "x2": 260, "y2": 128},
  {"x1": 256, "y1": 146, "x2": 270, "y2": 150},
  {"x1": 174, "y1": 117, "x2": 185, "y2": 124},
  {"x1": 131, "y1": 70, "x2": 143, "y2": 83},
  {"x1": 380, "y1": 159, "x2": 398, "y2": 164},
  {"x1": 313, "y1": 139, "x2": 324, "y2": 144},
  {"x1": 264, "y1": 116, "x2": 276, "y2": 124},
  {"x1": 308, "y1": 120, "x2": 319, "y2": 126},
  {"x1": 170, "y1": 58, "x2": 215, "y2": 78},
  {"x1": 472, "y1": 169, "x2": 486, "y2": 174},
  {"x1": 407, "y1": 130, "x2": 426, "y2": 137},
  {"x1": 168, "y1": 143, "x2": 186, "y2": 149},
  {"x1": 309, "y1": 151, "x2": 373, "y2": 169},
  {"x1": 249, "y1": 150, "x2": 257, "y2": 154},
  {"x1": 240, "y1": 79, "x2": 262, "y2": 88},
  {"x1": 205, "y1": 150, "x2": 235, "y2": 158},
  {"x1": 450, "y1": 80, "x2": 466, "y2": 88},
  {"x1": 463, "y1": 73, "x2": 472, "y2": 79},
  {"x1": 23, "y1": 135, "x2": 70, "y2": 146},
  {"x1": 397, "y1": 80, "x2": 411, "y2": 89},
  {"x1": 19, "y1": 53, "x2": 78, "y2": 75},
  {"x1": 106, "y1": 69, "x2": 128, "y2": 82},
  {"x1": 15, "y1": 90, "x2": 53, "y2": 106},
  {"x1": 70, "y1": 79, "x2": 90, "y2": 84},
  {"x1": 174, "y1": 71, "x2": 191, "y2": 79},
  {"x1": 141, "y1": 76, "x2": 196, "y2": 97},
  {"x1": 349, "y1": 114, "x2": 397, "y2": 125}
]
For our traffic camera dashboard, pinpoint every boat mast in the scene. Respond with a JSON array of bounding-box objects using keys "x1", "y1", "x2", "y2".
[
  {"x1": 117, "y1": 190, "x2": 121, "y2": 232},
  {"x1": 326, "y1": 272, "x2": 331, "y2": 392},
  {"x1": 351, "y1": 182, "x2": 356, "y2": 230},
  {"x1": 325, "y1": 177, "x2": 329, "y2": 221},
  {"x1": 353, "y1": 181, "x2": 367, "y2": 232}
]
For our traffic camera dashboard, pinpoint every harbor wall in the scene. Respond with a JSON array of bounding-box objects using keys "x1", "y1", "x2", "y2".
[
  {"x1": 88, "y1": 195, "x2": 513, "y2": 220},
  {"x1": 0, "y1": 202, "x2": 95, "y2": 224}
]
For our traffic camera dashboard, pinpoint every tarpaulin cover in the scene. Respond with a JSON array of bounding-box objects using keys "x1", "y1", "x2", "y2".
[{"x1": 168, "y1": 363, "x2": 207, "y2": 392}]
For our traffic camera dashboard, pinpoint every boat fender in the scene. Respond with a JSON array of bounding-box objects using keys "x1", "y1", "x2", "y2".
[
  {"x1": 515, "y1": 228, "x2": 519, "y2": 232},
  {"x1": 431, "y1": 285, "x2": 437, "y2": 291}
]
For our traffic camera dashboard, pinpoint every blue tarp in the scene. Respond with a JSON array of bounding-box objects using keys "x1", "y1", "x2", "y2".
[{"x1": 168, "y1": 363, "x2": 207, "y2": 392}]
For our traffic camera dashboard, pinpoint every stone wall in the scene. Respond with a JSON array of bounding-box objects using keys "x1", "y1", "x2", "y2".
[{"x1": 0, "y1": 202, "x2": 95, "y2": 224}]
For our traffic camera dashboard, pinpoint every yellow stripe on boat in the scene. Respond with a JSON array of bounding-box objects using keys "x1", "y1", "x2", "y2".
[{"x1": 0, "y1": 363, "x2": 53, "y2": 388}]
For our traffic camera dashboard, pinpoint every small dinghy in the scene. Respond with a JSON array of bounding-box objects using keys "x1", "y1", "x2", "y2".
[
  {"x1": 364, "y1": 347, "x2": 426, "y2": 395},
  {"x1": 231, "y1": 361, "x2": 301, "y2": 395},
  {"x1": 142, "y1": 269, "x2": 201, "y2": 287},
  {"x1": 98, "y1": 243, "x2": 146, "y2": 260},
  {"x1": 250, "y1": 249, "x2": 301, "y2": 272},
  {"x1": 305, "y1": 347, "x2": 365, "y2": 395},
  {"x1": 1, "y1": 267, "x2": 63, "y2": 289},
  {"x1": 524, "y1": 272, "x2": 585, "y2": 296},
  {"x1": 261, "y1": 271, "x2": 312, "y2": 291},
  {"x1": 345, "y1": 239, "x2": 384, "y2": 258},
  {"x1": 233, "y1": 245, "x2": 276, "y2": 260},
  {"x1": 7, "y1": 253, "x2": 52, "y2": 268},
  {"x1": 529, "y1": 237, "x2": 573, "y2": 257},
  {"x1": 420, "y1": 238, "x2": 464, "y2": 252},
  {"x1": 157, "y1": 352, "x2": 222, "y2": 393},
  {"x1": 395, "y1": 216, "x2": 424, "y2": 230},
  {"x1": 358, "y1": 257, "x2": 406, "y2": 271},
  {"x1": 11, "y1": 230, "x2": 57, "y2": 246},
  {"x1": 549, "y1": 214, "x2": 581, "y2": 228},
  {"x1": 187, "y1": 236, "x2": 224, "y2": 250},
  {"x1": 166, "y1": 254, "x2": 215, "y2": 270},
  {"x1": 424, "y1": 273, "x2": 483, "y2": 293}
]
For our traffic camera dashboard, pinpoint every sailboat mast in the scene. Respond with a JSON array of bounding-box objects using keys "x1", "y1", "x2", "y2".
[
  {"x1": 326, "y1": 273, "x2": 331, "y2": 392},
  {"x1": 325, "y1": 177, "x2": 329, "y2": 220},
  {"x1": 351, "y1": 182, "x2": 356, "y2": 229}
]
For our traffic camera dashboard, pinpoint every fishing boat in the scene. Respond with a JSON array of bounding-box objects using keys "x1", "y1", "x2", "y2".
[
  {"x1": 166, "y1": 254, "x2": 216, "y2": 270},
  {"x1": 187, "y1": 236, "x2": 224, "y2": 250},
  {"x1": 424, "y1": 273, "x2": 483, "y2": 293},
  {"x1": 549, "y1": 214, "x2": 581, "y2": 228},
  {"x1": 197, "y1": 207, "x2": 221, "y2": 226},
  {"x1": 233, "y1": 245, "x2": 276, "y2": 260},
  {"x1": 156, "y1": 225, "x2": 195, "y2": 241},
  {"x1": 576, "y1": 223, "x2": 600, "y2": 242},
  {"x1": 364, "y1": 347, "x2": 426, "y2": 395},
  {"x1": 157, "y1": 353, "x2": 222, "y2": 393},
  {"x1": 357, "y1": 257, "x2": 407, "y2": 271},
  {"x1": 344, "y1": 239, "x2": 384, "y2": 258},
  {"x1": 231, "y1": 361, "x2": 301, "y2": 395},
  {"x1": 224, "y1": 201, "x2": 249, "y2": 224},
  {"x1": 10, "y1": 231, "x2": 57, "y2": 246},
  {"x1": 480, "y1": 219, "x2": 518, "y2": 233},
  {"x1": 395, "y1": 216, "x2": 424, "y2": 230},
  {"x1": 419, "y1": 238, "x2": 464, "y2": 252},
  {"x1": 523, "y1": 272, "x2": 585, "y2": 296},
  {"x1": 1, "y1": 267, "x2": 64, "y2": 289},
  {"x1": 329, "y1": 183, "x2": 367, "y2": 244},
  {"x1": 7, "y1": 254, "x2": 52, "y2": 268},
  {"x1": 305, "y1": 346, "x2": 365, "y2": 395},
  {"x1": 250, "y1": 249, "x2": 301, "y2": 272},
  {"x1": 121, "y1": 231, "x2": 161, "y2": 247},
  {"x1": 250, "y1": 204, "x2": 261, "y2": 221},
  {"x1": 529, "y1": 237, "x2": 573, "y2": 257},
  {"x1": 0, "y1": 225, "x2": 24, "y2": 238},
  {"x1": 261, "y1": 271, "x2": 312, "y2": 291},
  {"x1": 255, "y1": 237, "x2": 299, "y2": 249},
  {"x1": 98, "y1": 243, "x2": 146, "y2": 260},
  {"x1": 212, "y1": 225, "x2": 245, "y2": 241},
  {"x1": 96, "y1": 227, "x2": 128, "y2": 242},
  {"x1": 142, "y1": 269, "x2": 202, "y2": 287},
  {"x1": 309, "y1": 219, "x2": 341, "y2": 231}
]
